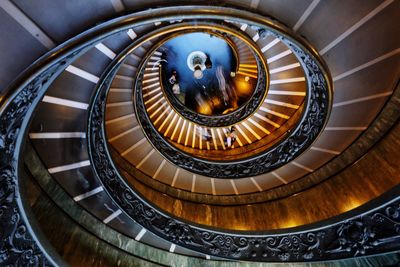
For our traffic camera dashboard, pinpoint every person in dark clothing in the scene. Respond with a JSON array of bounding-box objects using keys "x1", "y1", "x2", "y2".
[{"x1": 205, "y1": 55, "x2": 212, "y2": 69}]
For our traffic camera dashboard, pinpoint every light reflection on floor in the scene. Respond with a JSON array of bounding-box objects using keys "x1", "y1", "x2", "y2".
[{"x1": 160, "y1": 32, "x2": 256, "y2": 115}]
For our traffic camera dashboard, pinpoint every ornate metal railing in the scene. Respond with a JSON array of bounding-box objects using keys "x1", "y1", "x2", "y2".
[
  {"x1": 0, "y1": 46, "x2": 87, "y2": 266},
  {"x1": 142, "y1": 26, "x2": 268, "y2": 127},
  {"x1": 1, "y1": 5, "x2": 399, "y2": 265},
  {"x1": 89, "y1": 6, "x2": 398, "y2": 262},
  {"x1": 131, "y1": 24, "x2": 330, "y2": 178}
]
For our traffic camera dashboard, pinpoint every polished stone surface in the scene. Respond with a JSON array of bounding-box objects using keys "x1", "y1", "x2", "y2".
[{"x1": 25, "y1": 142, "x2": 400, "y2": 266}]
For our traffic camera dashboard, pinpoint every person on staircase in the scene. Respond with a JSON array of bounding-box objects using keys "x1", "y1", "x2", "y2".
[
  {"x1": 169, "y1": 70, "x2": 185, "y2": 104},
  {"x1": 225, "y1": 126, "x2": 237, "y2": 148}
]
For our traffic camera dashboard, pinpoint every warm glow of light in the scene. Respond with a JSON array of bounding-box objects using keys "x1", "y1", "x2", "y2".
[
  {"x1": 244, "y1": 76, "x2": 250, "y2": 82},
  {"x1": 222, "y1": 107, "x2": 235, "y2": 114},
  {"x1": 210, "y1": 97, "x2": 222, "y2": 107},
  {"x1": 197, "y1": 103, "x2": 212, "y2": 115},
  {"x1": 232, "y1": 224, "x2": 251, "y2": 231},
  {"x1": 280, "y1": 218, "x2": 300, "y2": 229},
  {"x1": 234, "y1": 80, "x2": 252, "y2": 96},
  {"x1": 341, "y1": 198, "x2": 363, "y2": 213}
]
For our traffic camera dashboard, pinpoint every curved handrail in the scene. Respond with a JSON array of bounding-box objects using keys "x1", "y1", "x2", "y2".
[
  {"x1": 1, "y1": 5, "x2": 397, "y2": 264},
  {"x1": 132, "y1": 25, "x2": 330, "y2": 178},
  {"x1": 89, "y1": 6, "x2": 397, "y2": 262},
  {"x1": 88, "y1": 21, "x2": 400, "y2": 260},
  {"x1": 141, "y1": 26, "x2": 268, "y2": 127},
  {"x1": 0, "y1": 45, "x2": 88, "y2": 266}
]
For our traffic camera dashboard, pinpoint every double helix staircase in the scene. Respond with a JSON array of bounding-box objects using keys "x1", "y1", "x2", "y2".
[
  {"x1": 0, "y1": 1, "x2": 399, "y2": 266},
  {"x1": 105, "y1": 22, "x2": 308, "y2": 195}
]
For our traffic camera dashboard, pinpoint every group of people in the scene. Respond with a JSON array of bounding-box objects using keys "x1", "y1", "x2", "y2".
[
  {"x1": 166, "y1": 52, "x2": 237, "y2": 148},
  {"x1": 199, "y1": 126, "x2": 237, "y2": 148}
]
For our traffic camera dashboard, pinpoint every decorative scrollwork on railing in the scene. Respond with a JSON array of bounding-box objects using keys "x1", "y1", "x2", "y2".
[
  {"x1": 2, "y1": 5, "x2": 398, "y2": 264},
  {"x1": 90, "y1": 66, "x2": 400, "y2": 260},
  {"x1": 0, "y1": 49, "x2": 82, "y2": 266},
  {"x1": 133, "y1": 33, "x2": 331, "y2": 178},
  {"x1": 157, "y1": 51, "x2": 267, "y2": 127},
  {"x1": 86, "y1": 7, "x2": 400, "y2": 262}
]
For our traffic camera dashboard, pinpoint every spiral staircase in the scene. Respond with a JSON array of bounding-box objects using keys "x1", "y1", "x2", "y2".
[{"x1": 0, "y1": 1, "x2": 399, "y2": 266}]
